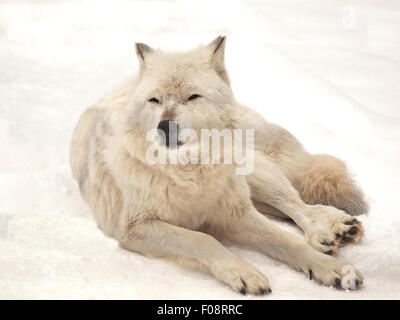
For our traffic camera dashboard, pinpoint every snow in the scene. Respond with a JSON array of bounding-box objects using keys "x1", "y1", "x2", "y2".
[{"x1": 1, "y1": 0, "x2": 400, "y2": 299}]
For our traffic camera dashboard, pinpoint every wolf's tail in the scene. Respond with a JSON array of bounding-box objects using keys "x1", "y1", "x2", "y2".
[{"x1": 296, "y1": 154, "x2": 368, "y2": 216}]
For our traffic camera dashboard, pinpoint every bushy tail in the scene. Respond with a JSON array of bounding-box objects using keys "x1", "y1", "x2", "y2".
[{"x1": 297, "y1": 154, "x2": 368, "y2": 216}]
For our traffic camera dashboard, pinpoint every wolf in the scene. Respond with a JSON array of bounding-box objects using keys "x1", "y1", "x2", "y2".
[{"x1": 70, "y1": 36, "x2": 368, "y2": 295}]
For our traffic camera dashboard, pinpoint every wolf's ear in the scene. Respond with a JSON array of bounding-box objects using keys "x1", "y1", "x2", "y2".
[
  {"x1": 207, "y1": 36, "x2": 230, "y2": 85},
  {"x1": 135, "y1": 42, "x2": 153, "y2": 68}
]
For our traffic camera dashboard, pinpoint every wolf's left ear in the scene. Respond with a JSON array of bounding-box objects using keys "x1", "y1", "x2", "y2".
[
  {"x1": 208, "y1": 36, "x2": 230, "y2": 85},
  {"x1": 135, "y1": 42, "x2": 153, "y2": 69}
]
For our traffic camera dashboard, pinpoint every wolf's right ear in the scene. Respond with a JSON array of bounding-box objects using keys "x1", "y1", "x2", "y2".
[{"x1": 135, "y1": 43, "x2": 153, "y2": 68}]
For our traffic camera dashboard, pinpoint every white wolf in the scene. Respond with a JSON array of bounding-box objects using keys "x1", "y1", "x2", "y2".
[{"x1": 70, "y1": 37, "x2": 367, "y2": 295}]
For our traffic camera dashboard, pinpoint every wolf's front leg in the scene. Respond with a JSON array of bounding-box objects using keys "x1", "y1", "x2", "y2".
[
  {"x1": 221, "y1": 207, "x2": 363, "y2": 289},
  {"x1": 119, "y1": 220, "x2": 271, "y2": 295},
  {"x1": 248, "y1": 155, "x2": 364, "y2": 255}
]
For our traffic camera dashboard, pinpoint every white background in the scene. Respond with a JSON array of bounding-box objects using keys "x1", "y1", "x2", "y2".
[{"x1": 0, "y1": 0, "x2": 399, "y2": 299}]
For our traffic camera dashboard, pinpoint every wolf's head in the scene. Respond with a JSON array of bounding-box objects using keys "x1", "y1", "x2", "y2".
[{"x1": 129, "y1": 36, "x2": 237, "y2": 148}]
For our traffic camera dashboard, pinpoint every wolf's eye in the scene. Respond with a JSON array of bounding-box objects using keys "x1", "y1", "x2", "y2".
[
  {"x1": 188, "y1": 94, "x2": 201, "y2": 101},
  {"x1": 149, "y1": 97, "x2": 160, "y2": 104}
]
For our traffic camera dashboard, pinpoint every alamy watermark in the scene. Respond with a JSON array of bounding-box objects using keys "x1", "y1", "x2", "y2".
[
  {"x1": 341, "y1": 5, "x2": 357, "y2": 30},
  {"x1": 0, "y1": 213, "x2": 11, "y2": 236},
  {"x1": 341, "y1": 265, "x2": 359, "y2": 290},
  {"x1": 145, "y1": 122, "x2": 254, "y2": 175}
]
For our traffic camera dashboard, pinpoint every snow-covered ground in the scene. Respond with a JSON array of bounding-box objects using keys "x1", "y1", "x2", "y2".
[{"x1": 1, "y1": 0, "x2": 399, "y2": 299}]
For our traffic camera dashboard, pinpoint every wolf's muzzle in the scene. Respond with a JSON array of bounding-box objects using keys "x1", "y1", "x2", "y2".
[{"x1": 157, "y1": 120, "x2": 179, "y2": 148}]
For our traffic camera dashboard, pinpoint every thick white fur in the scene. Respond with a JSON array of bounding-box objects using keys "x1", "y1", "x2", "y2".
[{"x1": 70, "y1": 37, "x2": 366, "y2": 294}]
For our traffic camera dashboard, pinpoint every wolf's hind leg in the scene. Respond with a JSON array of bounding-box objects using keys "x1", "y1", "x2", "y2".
[
  {"x1": 295, "y1": 154, "x2": 368, "y2": 216},
  {"x1": 252, "y1": 200, "x2": 289, "y2": 220},
  {"x1": 119, "y1": 220, "x2": 270, "y2": 295},
  {"x1": 247, "y1": 156, "x2": 364, "y2": 255},
  {"x1": 220, "y1": 207, "x2": 363, "y2": 289}
]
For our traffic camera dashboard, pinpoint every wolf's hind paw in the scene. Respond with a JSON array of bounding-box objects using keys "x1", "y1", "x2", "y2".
[
  {"x1": 306, "y1": 233, "x2": 339, "y2": 256},
  {"x1": 334, "y1": 217, "x2": 364, "y2": 246},
  {"x1": 304, "y1": 205, "x2": 364, "y2": 254}
]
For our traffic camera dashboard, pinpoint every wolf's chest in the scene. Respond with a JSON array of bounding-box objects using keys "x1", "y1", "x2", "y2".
[{"x1": 154, "y1": 168, "x2": 234, "y2": 229}]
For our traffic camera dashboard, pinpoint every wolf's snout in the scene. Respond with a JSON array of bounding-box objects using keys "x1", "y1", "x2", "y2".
[
  {"x1": 157, "y1": 120, "x2": 172, "y2": 136},
  {"x1": 157, "y1": 120, "x2": 178, "y2": 148}
]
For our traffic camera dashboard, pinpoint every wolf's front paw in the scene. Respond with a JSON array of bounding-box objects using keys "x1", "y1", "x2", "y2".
[
  {"x1": 211, "y1": 260, "x2": 271, "y2": 295},
  {"x1": 304, "y1": 205, "x2": 364, "y2": 255},
  {"x1": 301, "y1": 251, "x2": 364, "y2": 290}
]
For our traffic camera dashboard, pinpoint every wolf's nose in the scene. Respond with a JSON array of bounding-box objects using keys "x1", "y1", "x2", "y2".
[
  {"x1": 157, "y1": 120, "x2": 171, "y2": 136},
  {"x1": 157, "y1": 120, "x2": 178, "y2": 148}
]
